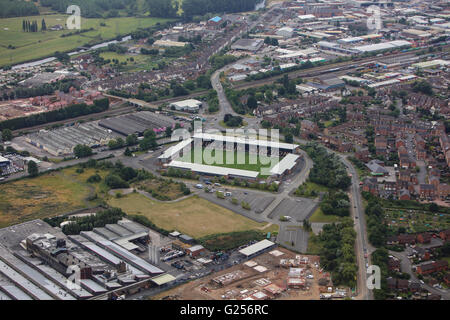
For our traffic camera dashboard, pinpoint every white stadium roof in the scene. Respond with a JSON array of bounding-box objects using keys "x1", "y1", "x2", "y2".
[
  {"x1": 193, "y1": 133, "x2": 299, "y2": 151},
  {"x1": 168, "y1": 160, "x2": 260, "y2": 178},
  {"x1": 158, "y1": 138, "x2": 192, "y2": 160},
  {"x1": 270, "y1": 154, "x2": 299, "y2": 175}
]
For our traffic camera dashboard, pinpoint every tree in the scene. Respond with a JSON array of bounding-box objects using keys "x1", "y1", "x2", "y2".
[
  {"x1": 284, "y1": 133, "x2": 293, "y2": 143},
  {"x1": 126, "y1": 134, "x2": 138, "y2": 146},
  {"x1": 1, "y1": 129, "x2": 12, "y2": 141},
  {"x1": 27, "y1": 160, "x2": 38, "y2": 177},
  {"x1": 124, "y1": 147, "x2": 132, "y2": 157},
  {"x1": 147, "y1": 0, "x2": 178, "y2": 18},
  {"x1": 41, "y1": 18, "x2": 46, "y2": 31},
  {"x1": 247, "y1": 95, "x2": 258, "y2": 109},
  {"x1": 74, "y1": 144, "x2": 93, "y2": 158}
]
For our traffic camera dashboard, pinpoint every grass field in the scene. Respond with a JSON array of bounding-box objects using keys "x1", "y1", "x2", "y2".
[
  {"x1": 179, "y1": 147, "x2": 280, "y2": 174},
  {"x1": 0, "y1": 15, "x2": 171, "y2": 67},
  {"x1": 0, "y1": 167, "x2": 108, "y2": 228},
  {"x1": 99, "y1": 51, "x2": 177, "y2": 72},
  {"x1": 108, "y1": 193, "x2": 275, "y2": 238},
  {"x1": 295, "y1": 181, "x2": 330, "y2": 198},
  {"x1": 309, "y1": 207, "x2": 343, "y2": 223}
]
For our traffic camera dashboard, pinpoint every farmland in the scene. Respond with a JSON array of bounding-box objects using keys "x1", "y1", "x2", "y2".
[
  {"x1": 0, "y1": 15, "x2": 171, "y2": 67},
  {"x1": 108, "y1": 193, "x2": 275, "y2": 238}
]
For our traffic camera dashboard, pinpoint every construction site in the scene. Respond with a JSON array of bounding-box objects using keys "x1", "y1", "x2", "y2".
[{"x1": 154, "y1": 246, "x2": 348, "y2": 300}]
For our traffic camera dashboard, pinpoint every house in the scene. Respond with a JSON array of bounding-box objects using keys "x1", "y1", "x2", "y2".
[
  {"x1": 388, "y1": 256, "x2": 401, "y2": 272},
  {"x1": 439, "y1": 229, "x2": 450, "y2": 241},
  {"x1": 437, "y1": 184, "x2": 450, "y2": 199},
  {"x1": 416, "y1": 260, "x2": 448, "y2": 275},
  {"x1": 362, "y1": 177, "x2": 379, "y2": 196},
  {"x1": 417, "y1": 233, "x2": 432, "y2": 244},
  {"x1": 419, "y1": 184, "x2": 436, "y2": 199},
  {"x1": 366, "y1": 160, "x2": 389, "y2": 176},
  {"x1": 399, "y1": 189, "x2": 411, "y2": 201},
  {"x1": 397, "y1": 279, "x2": 409, "y2": 292}
]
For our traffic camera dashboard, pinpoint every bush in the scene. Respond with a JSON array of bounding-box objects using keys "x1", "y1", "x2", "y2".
[{"x1": 105, "y1": 174, "x2": 129, "y2": 189}]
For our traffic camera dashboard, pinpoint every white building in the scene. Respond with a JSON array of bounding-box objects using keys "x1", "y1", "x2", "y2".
[{"x1": 169, "y1": 99, "x2": 202, "y2": 112}]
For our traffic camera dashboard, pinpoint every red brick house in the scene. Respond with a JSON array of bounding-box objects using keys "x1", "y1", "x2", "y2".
[
  {"x1": 419, "y1": 184, "x2": 436, "y2": 199},
  {"x1": 416, "y1": 260, "x2": 448, "y2": 275},
  {"x1": 439, "y1": 229, "x2": 450, "y2": 241},
  {"x1": 417, "y1": 233, "x2": 432, "y2": 244}
]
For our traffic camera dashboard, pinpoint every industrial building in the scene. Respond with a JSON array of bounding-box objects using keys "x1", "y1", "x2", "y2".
[
  {"x1": 25, "y1": 122, "x2": 117, "y2": 156},
  {"x1": 0, "y1": 155, "x2": 11, "y2": 168},
  {"x1": 98, "y1": 111, "x2": 176, "y2": 136},
  {"x1": 0, "y1": 219, "x2": 174, "y2": 300},
  {"x1": 231, "y1": 38, "x2": 264, "y2": 52},
  {"x1": 238, "y1": 240, "x2": 276, "y2": 258},
  {"x1": 169, "y1": 99, "x2": 202, "y2": 112}
]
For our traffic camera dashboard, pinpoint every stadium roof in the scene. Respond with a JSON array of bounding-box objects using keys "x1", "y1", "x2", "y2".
[
  {"x1": 158, "y1": 138, "x2": 192, "y2": 160},
  {"x1": 270, "y1": 154, "x2": 299, "y2": 175},
  {"x1": 239, "y1": 240, "x2": 275, "y2": 257},
  {"x1": 193, "y1": 133, "x2": 299, "y2": 151},
  {"x1": 168, "y1": 160, "x2": 260, "y2": 178}
]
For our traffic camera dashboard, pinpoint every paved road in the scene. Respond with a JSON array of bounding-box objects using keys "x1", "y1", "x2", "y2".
[{"x1": 340, "y1": 155, "x2": 373, "y2": 300}]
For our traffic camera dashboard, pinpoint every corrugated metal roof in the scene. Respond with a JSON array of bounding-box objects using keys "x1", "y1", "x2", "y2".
[
  {"x1": 239, "y1": 240, "x2": 275, "y2": 257},
  {"x1": 168, "y1": 160, "x2": 259, "y2": 178}
]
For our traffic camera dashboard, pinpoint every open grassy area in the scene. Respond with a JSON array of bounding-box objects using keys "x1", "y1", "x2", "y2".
[
  {"x1": 133, "y1": 177, "x2": 188, "y2": 201},
  {"x1": 306, "y1": 232, "x2": 321, "y2": 255},
  {"x1": 309, "y1": 207, "x2": 343, "y2": 223},
  {"x1": 99, "y1": 51, "x2": 177, "y2": 72},
  {"x1": 179, "y1": 147, "x2": 280, "y2": 174},
  {"x1": 0, "y1": 167, "x2": 109, "y2": 228},
  {"x1": 0, "y1": 15, "x2": 171, "y2": 67},
  {"x1": 295, "y1": 181, "x2": 330, "y2": 198},
  {"x1": 108, "y1": 193, "x2": 275, "y2": 238}
]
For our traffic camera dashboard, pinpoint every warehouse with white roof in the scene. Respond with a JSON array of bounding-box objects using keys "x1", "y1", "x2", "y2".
[
  {"x1": 169, "y1": 99, "x2": 202, "y2": 112},
  {"x1": 239, "y1": 240, "x2": 276, "y2": 258}
]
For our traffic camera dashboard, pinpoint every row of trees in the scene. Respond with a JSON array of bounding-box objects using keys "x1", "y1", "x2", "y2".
[
  {"x1": 22, "y1": 19, "x2": 45, "y2": 32},
  {"x1": 316, "y1": 219, "x2": 357, "y2": 288},
  {"x1": 146, "y1": 0, "x2": 263, "y2": 20}
]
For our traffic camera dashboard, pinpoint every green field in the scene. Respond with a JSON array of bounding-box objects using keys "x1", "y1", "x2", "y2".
[
  {"x1": 179, "y1": 147, "x2": 280, "y2": 175},
  {"x1": 0, "y1": 166, "x2": 109, "y2": 228},
  {"x1": 99, "y1": 51, "x2": 177, "y2": 72},
  {"x1": 0, "y1": 15, "x2": 171, "y2": 67},
  {"x1": 309, "y1": 207, "x2": 343, "y2": 223},
  {"x1": 295, "y1": 181, "x2": 330, "y2": 198},
  {"x1": 108, "y1": 193, "x2": 275, "y2": 238}
]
